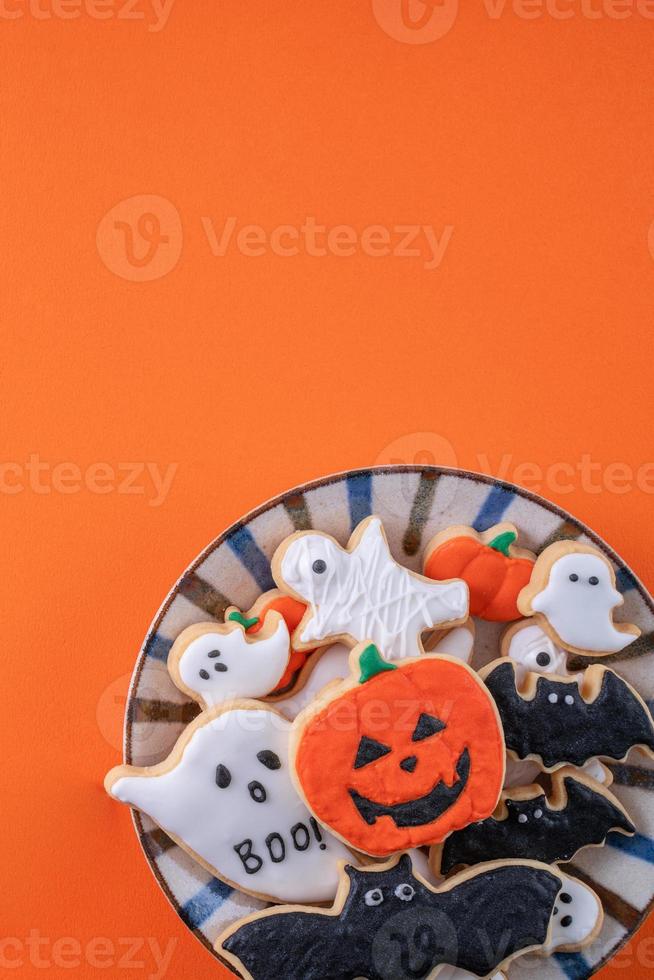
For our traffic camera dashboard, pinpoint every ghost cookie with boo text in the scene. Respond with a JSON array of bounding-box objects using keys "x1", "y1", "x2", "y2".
[
  {"x1": 273, "y1": 515, "x2": 469, "y2": 660},
  {"x1": 518, "y1": 540, "x2": 640, "y2": 656},
  {"x1": 289, "y1": 642, "x2": 505, "y2": 856},
  {"x1": 105, "y1": 699, "x2": 351, "y2": 904},
  {"x1": 218, "y1": 852, "x2": 602, "y2": 980}
]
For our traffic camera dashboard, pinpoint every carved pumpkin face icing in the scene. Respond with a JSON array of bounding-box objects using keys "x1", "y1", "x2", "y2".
[{"x1": 291, "y1": 645, "x2": 505, "y2": 856}]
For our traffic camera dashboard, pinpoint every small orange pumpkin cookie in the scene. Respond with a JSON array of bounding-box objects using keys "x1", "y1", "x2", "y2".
[
  {"x1": 424, "y1": 523, "x2": 535, "y2": 622},
  {"x1": 290, "y1": 643, "x2": 505, "y2": 856}
]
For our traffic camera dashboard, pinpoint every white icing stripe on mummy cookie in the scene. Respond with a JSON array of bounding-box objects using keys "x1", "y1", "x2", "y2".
[
  {"x1": 168, "y1": 611, "x2": 291, "y2": 709},
  {"x1": 503, "y1": 620, "x2": 579, "y2": 683},
  {"x1": 519, "y1": 543, "x2": 639, "y2": 656},
  {"x1": 105, "y1": 703, "x2": 351, "y2": 904},
  {"x1": 273, "y1": 516, "x2": 468, "y2": 660}
]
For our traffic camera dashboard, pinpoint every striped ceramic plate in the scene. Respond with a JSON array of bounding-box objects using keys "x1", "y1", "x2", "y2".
[{"x1": 123, "y1": 466, "x2": 654, "y2": 978}]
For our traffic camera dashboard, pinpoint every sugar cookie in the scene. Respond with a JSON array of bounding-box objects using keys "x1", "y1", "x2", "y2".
[
  {"x1": 218, "y1": 853, "x2": 602, "y2": 980},
  {"x1": 518, "y1": 541, "x2": 640, "y2": 656},
  {"x1": 290, "y1": 643, "x2": 505, "y2": 855},
  {"x1": 105, "y1": 701, "x2": 351, "y2": 904},
  {"x1": 273, "y1": 516, "x2": 468, "y2": 659}
]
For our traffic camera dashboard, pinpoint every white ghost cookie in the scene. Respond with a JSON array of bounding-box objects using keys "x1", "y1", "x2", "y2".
[
  {"x1": 105, "y1": 701, "x2": 351, "y2": 904},
  {"x1": 272, "y1": 516, "x2": 469, "y2": 660},
  {"x1": 168, "y1": 610, "x2": 291, "y2": 709},
  {"x1": 518, "y1": 542, "x2": 640, "y2": 656}
]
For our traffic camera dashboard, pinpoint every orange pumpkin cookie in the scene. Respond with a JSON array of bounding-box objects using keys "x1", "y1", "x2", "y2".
[
  {"x1": 226, "y1": 588, "x2": 316, "y2": 692},
  {"x1": 290, "y1": 643, "x2": 505, "y2": 856},
  {"x1": 423, "y1": 522, "x2": 535, "y2": 622}
]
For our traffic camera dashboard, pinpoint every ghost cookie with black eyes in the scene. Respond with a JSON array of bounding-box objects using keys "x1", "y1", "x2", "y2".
[
  {"x1": 218, "y1": 852, "x2": 602, "y2": 980},
  {"x1": 289, "y1": 642, "x2": 505, "y2": 856},
  {"x1": 272, "y1": 515, "x2": 469, "y2": 660},
  {"x1": 168, "y1": 609, "x2": 292, "y2": 710},
  {"x1": 518, "y1": 541, "x2": 640, "y2": 656},
  {"x1": 104, "y1": 700, "x2": 351, "y2": 904}
]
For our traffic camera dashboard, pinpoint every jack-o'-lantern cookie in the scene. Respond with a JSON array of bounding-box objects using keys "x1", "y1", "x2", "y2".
[
  {"x1": 424, "y1": 522, "x2": 535, "y2": 622},
  {"x1": 105, "y1": 700, "x2": 351, "y2": 904},
  {"x1": 518, "y1": 541, "x2": 640, "y2": 656},
  {"x1": 432, "y1": 766, "x2": 634, "y2": 875},
  {"x1": 290, "y1": 643, "x2": 505, "y2": 855},
  {"x1": 480, "y1": 658, "x2": 654, "y2": 771},
  {"x1": 218, "y1": 852, "x2": 602, "y2": 980},
  {"x1": 273, "y1": 515, "x2": 469, "y2": 659}
]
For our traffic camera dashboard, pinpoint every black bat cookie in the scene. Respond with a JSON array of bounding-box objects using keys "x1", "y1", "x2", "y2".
[
  {"x1": 436, "y1": 771, "x2": 635, "y2": 875},
  {"x1": 482, "y1": 660, "x2": 654, "y2": 769},
  {"x1": 220, "y1": 855, "x2": 571, "y2": 980}
]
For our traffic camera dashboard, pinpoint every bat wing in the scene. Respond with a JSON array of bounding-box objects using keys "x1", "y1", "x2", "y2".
[
  {"x1": 439, "y1": 776, "x2": 634, "y2": 873},
  {"x1": 436, "y1": 865, "x2": 560, "y2": 976},
  {"x1": 484, "y1": 662, "x2": 654, "y2": 768},
  {"x1": 222, "y1": 910, "x2": 357, "y2": 980}
]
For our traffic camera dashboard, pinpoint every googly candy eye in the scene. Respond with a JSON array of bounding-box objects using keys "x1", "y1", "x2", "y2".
[
  {"x1": 394, "y1": 883, "x2": 415, "y2": 902},
  {"x1": 364, "y1": 888, "x2": 384, "y2": 906},
  {"x1": 312, "y1": 559, "x2": 327, "y2": 574}
]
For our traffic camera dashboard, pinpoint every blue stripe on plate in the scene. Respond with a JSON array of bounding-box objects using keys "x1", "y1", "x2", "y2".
[
  {"x1": 226, "y1": 526, "x2": 275, "y2": 592},
  {"x1": 145, "y1": 634, "x2": 173, "y2": 663},
  {"x1": 347, "y1": 471, "x2": 373, "y2": 530},
  {"x1": 607, "y1": 831, "x2": 654, "y2": 863},
  {"x1": 616, "y1": 566, "x2": 638, "y2": 593},
  {"x1": 180, "y1": 877, "x2": 233, "y2": 929},
  {"x1": 472, "y1": 484, "x2": 515, "y2": 531},
  {"x1": 554, "y1": 952, "x2": 592, "y2": 978}
]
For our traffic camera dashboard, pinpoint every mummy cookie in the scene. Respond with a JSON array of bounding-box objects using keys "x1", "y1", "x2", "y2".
[
  {"x1": 168, "y1": 610, "x2": 291, "y2": 709},
  {"x1": 274, "y1": 624, "x2": 475, "y2": 720},
  {"x1": 218, "y1": 853, "x2": 602, "y2": 980},
  {"x1": 226, "y1": 588, "x2": 316, "y2": 692},
  {"x1": 273, "y1": 516, "x2": 468, "y2": 660},
  {"x1": 290, "y1": 643, "x2": 505, "y2": 855},
  {"x1": 105, "y1": 701, "x2": 351, "y2": 903},
  {"x1": 518, "y1": 541, "x2": 640, "y2": 656},
  {"x1": 481, "y1": 659, "x2": 654, "y2": 770},
  {"x1": 424, "y1": 523, "x2": 535, "y2": 622},
  {"x1": 433, "y1": 767, "x2": 634, "y2": 874}
]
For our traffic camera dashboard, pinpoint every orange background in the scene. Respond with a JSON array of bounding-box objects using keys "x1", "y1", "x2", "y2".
[{"x1": 3, "y1": 1, "x2": 654, "y2": 976}]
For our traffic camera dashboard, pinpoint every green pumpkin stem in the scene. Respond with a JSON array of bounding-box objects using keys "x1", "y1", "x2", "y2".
[
  {"x1": 488, "y1": 530, "x2": 516, "y2": 557},
  {"x1": 358, "y1": 643, "x2": 397, "y2": 684},
  {"x1": 228, "y1": 611, "x2": 260, "y2": 630}
]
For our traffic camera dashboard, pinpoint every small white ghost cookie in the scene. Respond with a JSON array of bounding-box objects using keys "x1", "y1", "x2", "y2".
[
  {"x1": 272, "y1": 515, "x2": 469, "y2": 660},
  {"x1": 168, "y1": 610, "x2": 291, "y2": 709},
  {"x1": 105, "y1": 701, "x2": 351, "y2": 904},
  {"x1": 518, "y1": 542, "x2": 640, "y2": 656}
]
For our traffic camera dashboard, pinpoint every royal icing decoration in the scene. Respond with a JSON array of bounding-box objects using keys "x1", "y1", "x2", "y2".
[
  {"x1": 424, "y1": 522, "x2": 535, "y2": 622},
  {"x1": 433, "y1": 768, "x2": 634, "y2": 874},
  {"x1": 518, "y1": 542, "x2": 640, "y2": 656},
  {"x1": 481, "y1": 659, "x2": 654, "y2": 770},
  {"x1": 218, "y1": 853, "x2": 601, "y2": 980},
  {"x1": 168, "y1": 611, "x2": 291, "y2": 709},
  {"x1": 291, "y1": 644, "x2": 505, "y2": 855},
  {"x1": 502, "y1": 618, "x2": 580, "y2": 683},
  {"x1": 273, "y1": 516, "x2": 468, "y2": 659},
  {"x1": 105, "y1": 702, "x2": 350, "y2": 903}
]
